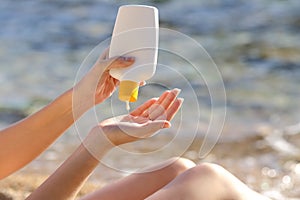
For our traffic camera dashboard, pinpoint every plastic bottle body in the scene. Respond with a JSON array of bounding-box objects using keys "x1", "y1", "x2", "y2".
[{"x1": 109, "y1": 5, "x2": 159, "y2": 102}]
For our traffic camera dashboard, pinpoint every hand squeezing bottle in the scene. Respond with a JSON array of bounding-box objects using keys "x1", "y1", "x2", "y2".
[{"x1": 109, "y1": 5, "x2": 159, "y2": 110}]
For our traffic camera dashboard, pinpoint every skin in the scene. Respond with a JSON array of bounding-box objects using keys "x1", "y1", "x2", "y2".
[
  {"x1": 144, "y1": 163, "x2": 270, "y2": 200},
  {"x1": 26, "y1": 89, "x2": 183, "y2": 200},
  {"x1": 80, "y1": 162, "x2": 269, "y2": 200},
  {"x1": 0, "y1": 51, "x2": 135, "y2": 179},
  {"x1": 26, "y1": 88, "x2": 270, "y2": 200},
  {"x1": 0, "y1": 49, "x2": 270, "y2": 200}
]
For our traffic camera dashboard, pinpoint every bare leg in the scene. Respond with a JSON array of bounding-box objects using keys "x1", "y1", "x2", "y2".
[
  {"x1": 146, "y1": 163, "x2": 270, "y2": 200},
  {"x1": 80, "y1": 157, "x2": 195, "y2": 200}
]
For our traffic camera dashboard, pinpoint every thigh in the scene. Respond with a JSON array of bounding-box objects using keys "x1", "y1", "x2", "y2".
[
  {"x1": 145, "y1": 163, "x2": 270, "y2": 200},
  {"x1": 80, "y1": 157, "x2": 195, "y2": 200}
]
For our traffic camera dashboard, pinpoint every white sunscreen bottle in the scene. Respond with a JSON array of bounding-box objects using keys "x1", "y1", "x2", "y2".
[{"x1": 109, "y1": 5, "x2": 159, "y2": 109}]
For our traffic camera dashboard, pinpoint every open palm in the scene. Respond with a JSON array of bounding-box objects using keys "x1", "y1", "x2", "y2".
[{"x1": 98, "y1": 89, "x2": 182, "y2": 146}]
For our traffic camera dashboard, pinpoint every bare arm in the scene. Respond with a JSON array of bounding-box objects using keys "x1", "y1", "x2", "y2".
[
  {"x1": 26, "y1": 89, "x2": 182, "y2": 200},
  {"x1": 0, "y1": 89, "x2": 74, "y2": 179},
  {"x1": 25, "y1": 135, "x2": 111, "y2": 200},
  {"x1": 0, "y1": 55, "x2": 135, "y2": 179}
]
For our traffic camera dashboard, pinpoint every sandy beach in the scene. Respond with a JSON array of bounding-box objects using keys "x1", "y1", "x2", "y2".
[
  {"x1": 0, "y1": 173, "x2": 100, "y2": 200},
  {"x1": 1, "y1": 133, "x2": 300, "y2": 200}
]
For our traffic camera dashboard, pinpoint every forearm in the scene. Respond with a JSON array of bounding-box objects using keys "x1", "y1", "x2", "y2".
[
  {"x1": 26, "y1": 132, "x2": 112, "y2": 200},
  {"x1": 0, "y1": 88, "x2": 88, "y2": 178}
]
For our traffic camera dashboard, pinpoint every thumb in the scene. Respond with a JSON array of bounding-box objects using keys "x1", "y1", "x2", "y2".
[
  {"x1": 99, "y1": 47, "x2": 110, "y2": 60},
  {"x1": 146, "y1": 120, "x2": 171, "y2": 133}
]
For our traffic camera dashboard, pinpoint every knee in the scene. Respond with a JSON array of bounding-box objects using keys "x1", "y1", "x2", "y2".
[
  {"x1": 166, "y1": 159, "x2": 225, "y2": 180},
  {"x1": 174, "y1": 157, "x2": 196, "y2": 172},
  {"x1": 181, "y1": 162, "x2": 225, "y2": 182},
  {"x1": 195, "y1": 162, "x2": 224, "y2": 175},
  {"x1": 166, "y1": 157, "x2": 196, "y2": 176},
  {"x1": 153, "y1": 163, "x2": 227, "y2": 200},
  {"x1": 178, "y1": 163, "x2": 259, "y2": 199}
]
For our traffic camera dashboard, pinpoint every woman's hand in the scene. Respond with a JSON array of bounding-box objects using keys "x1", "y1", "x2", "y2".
[
  {"x1": 73, "y1": 49, "x2": 136, "y2": 111},
  {"x1": 90, "y1": 88, "x2": 183, "y2": 146},
  {"x1": 92, "y1": 49, "x2": 136, "y2": 104}
]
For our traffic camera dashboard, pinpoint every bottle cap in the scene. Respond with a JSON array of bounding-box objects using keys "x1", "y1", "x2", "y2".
[{"x1": 119, "y1": 80, "x2": 139, "y2": 102}]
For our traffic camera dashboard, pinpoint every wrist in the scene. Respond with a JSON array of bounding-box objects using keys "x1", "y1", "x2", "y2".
[
  {"x1": 82, "y1": 127, "x2": 114, "y2": 161},
  {"x1": 70, "y1": 86, "x2": 95, "y2": 118}
]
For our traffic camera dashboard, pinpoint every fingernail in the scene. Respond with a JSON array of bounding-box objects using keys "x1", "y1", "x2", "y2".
[
  {"x1": 178, "y1": 98, "x2": 184, "y2": 104},
  {"x1": 125, "y1": 56, "x2": 135, "y2": 61},
  {"x1": 117, "y1": 56, "x2": 125, "y2": 61},
  {"x1": 163, "y1": 122, "x2": 171, "y2": 128},
  {"x1": 172, "y1": 88, "x2": 181, "y2": 96},
  {"x1": 118, "y1": 56, "x2": 135, "y2": 61}
]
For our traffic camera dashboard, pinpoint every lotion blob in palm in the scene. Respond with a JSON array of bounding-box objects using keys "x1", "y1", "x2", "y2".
[{"x1": 109, "y1": 5, "x2": 159, "y2": 110}]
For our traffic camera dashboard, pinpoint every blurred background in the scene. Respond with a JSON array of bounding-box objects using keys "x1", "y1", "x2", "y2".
[{"x1": 0, "y1": 0, "x2": 300, "y2": 199}]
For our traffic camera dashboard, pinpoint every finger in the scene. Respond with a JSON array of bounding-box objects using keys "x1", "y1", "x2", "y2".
[
  {"x1": 148, "y1": 104, "x2": 166, "y2": 121},
  {"x1": 130, "y1": 98, "x2": 157, "y2": 116},
  {"x1": 106, "y1": 56, "x2": 135, "y2": 70},
  {"x1": 139, "y1": 81, "x2": 146, "y2": 86},
  {"x1": 148, "y1": 88, "x2": 181, "y2": 120},
  {"x1": 141, "y1": 90, "x2": 170, "y2": 118},
  {"x1": 160, "y1": 88, "x2": 181, "y2": 110},
  {"x1": 156, "y1": 90, "x2": 171, "y2": 104},
  {"x1": 142, "y1": 120, "x2": 171, "y2": 137},
  {"x1": 148, "y1": 120, "x2": 171, "y2": 130},
  {"x1": 99, "y1": 47, "x2": 110, "y2": 60},
  {"x1": 154, "y1": 98, "x2": 183, "y2": 122},
  {"x1": 165, "y1": 98, "x2": 184, "y2": 121}
]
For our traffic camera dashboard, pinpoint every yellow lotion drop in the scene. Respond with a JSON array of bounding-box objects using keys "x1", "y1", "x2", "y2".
[{"x1": 126, "y1": 101, "x2": 130, "y2": 111}]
